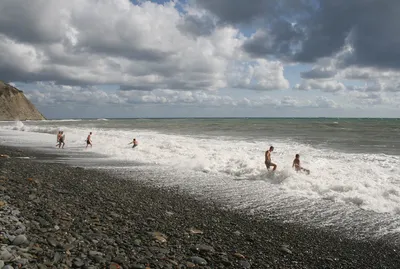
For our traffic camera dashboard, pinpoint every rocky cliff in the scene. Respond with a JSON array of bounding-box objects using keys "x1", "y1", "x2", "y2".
[{"x1": 0, "y1": 81, "x2": 46, "y2": 121}]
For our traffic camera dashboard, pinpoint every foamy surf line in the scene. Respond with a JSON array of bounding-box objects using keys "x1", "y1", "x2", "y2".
[{"x1": 1, "y1": 121, "x2": 400, "y2": 241}]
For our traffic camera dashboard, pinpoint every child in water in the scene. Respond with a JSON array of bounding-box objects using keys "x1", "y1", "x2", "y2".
[
  {"x1": 292, "y1": 154, "x2": 310, "y2": 174},
  {"x1": 128, "y1": 138, "x2": 138, "y2": 148}
]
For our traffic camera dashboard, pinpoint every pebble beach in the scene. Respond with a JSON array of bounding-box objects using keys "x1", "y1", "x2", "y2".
[{"x1": 1, "y1": 145, "x2": 400, "y2": 269}]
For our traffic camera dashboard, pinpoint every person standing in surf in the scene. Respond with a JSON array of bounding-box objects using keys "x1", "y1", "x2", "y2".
[
  {"x1": 292, "y1": 154, "x2": 310, "y2": 174},
  {"x1": 128, "y1": 138, "x2": 138, "y2": 148},
  {"x1": 86, "y1": 132, "x2": 92, "y2": 148},
  {"x1": 56, "y1": 131, "x2": 61, "y2": 147},
  {"x1": 58, "y1": 131, "x2": 66, "y2": 149},
  {"x1": 265, "y1": 146, "x2": 277, "y2": 171}
]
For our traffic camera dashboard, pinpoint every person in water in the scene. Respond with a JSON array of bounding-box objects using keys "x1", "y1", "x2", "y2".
[
  {"x1": 292, "y1": 154, "x2": 310, "y2": 174},
  {"x1": 56, "y1": 131, "x2": 61, "y2": 147},
  {"x1": 58, "y1": 131, "x2": 65, "y2": 149},
  {"x1": 86, "y1": 132, "x2": 92, "y2": 148},
  {"x1": 265, "y1": 146, "x2": 277, "y2": 171},
  {"x1": 128, "y1": 138, "x2": 138, "y2": 148}
]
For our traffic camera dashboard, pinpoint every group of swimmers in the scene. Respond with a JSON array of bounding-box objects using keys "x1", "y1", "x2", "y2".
[
  {"x1": 265, "y1": 146, "x2": 310, "y2": 174},
  {"x1": 57, "y1": 131, "x2": 139, "y2": 150},
  {"x1": 57, "y1": 132, "x2": 305, "y2": 174}
]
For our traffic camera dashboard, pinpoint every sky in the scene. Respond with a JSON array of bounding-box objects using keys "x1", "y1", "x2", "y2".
[{"x1": 1, "y1": 0, "x2": 400, "y2": 118}]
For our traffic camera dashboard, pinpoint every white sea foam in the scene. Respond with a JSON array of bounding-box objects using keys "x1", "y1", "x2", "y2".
[{"x1": 1, "y1": 120, "x2": 400, "y2": 219}]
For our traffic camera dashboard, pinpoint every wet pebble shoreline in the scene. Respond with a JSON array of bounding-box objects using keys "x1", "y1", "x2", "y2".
[{"x1": 1, "y1": 145, "x2": 400, "y2": 268}]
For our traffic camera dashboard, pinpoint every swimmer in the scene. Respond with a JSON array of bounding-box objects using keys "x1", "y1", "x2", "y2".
[
  {"x1": 292, "y1": 154, "x2": 310, "y2": 174},
  {"x1": 86, "y1": 132, "x2": 92, "y2": 148},
  {"x1": 56, "y1": 131, "x2": 61, "y2": 147},
  {"x1": 265, "y1": 146, "x2": 277, "y2": 171},
  {"x1": 128, "y1": 138, "x2": 138, "y2": 148},
  {"x1": 58, "y1": 131, "x2": 65, "y2": 149}
]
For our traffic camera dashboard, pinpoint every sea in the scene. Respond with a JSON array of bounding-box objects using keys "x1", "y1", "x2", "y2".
[{"x1": 1, "y1": 118, "x2": 400, "y2": 243}]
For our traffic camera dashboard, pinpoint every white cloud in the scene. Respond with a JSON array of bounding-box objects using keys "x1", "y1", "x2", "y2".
[
  {"x1": 228, "y1": 59, "x2": 289, "y2": 91},
  {"x1": 295, "y1": 44, "x2": 400, "y2": 98},
  {"x1": 294, "y1": 79, "x2": 346, "y2": 93},
  {"x1": 0, "y1": 0, "x2": 288, "y2": 93},
  {"x1": 25, "y1": 82, "x2": 337, "y2": 109},
  {"x1": 340, "y1": 91, "x2": 399, "y2": 107},
  {"x1": 25, "y1": 83, "x2": 124, "y2": 106}
]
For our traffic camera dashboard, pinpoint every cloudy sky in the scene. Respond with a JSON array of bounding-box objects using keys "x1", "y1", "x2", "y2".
[{"x1": 1, "y1": 0, "x2": 400, "y2": 118}]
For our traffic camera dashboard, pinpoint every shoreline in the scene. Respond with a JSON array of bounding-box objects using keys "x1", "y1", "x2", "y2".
[{"x1": 1, "y1": 145, "x2": 400, "y2": 268}]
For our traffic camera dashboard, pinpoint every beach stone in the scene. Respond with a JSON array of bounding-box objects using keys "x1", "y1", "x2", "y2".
[
  {"x1": 89, "y1": 250, "x2": 104, "y2": 257},
  {"x1": 189, "y1": 228, "x2": 203, "y2": 235},
  {"x1": 105, "y1": 238, "x2": 115, "y2": 245},
  {"x1": 133, "y1": 239, "x2": 142, "y2": 246},
  {"x1": 131, "y1": 263, "x2": 145, "y2": 269},
  {"x1": 16, "y1": 258, "x2": 29, "y2": 265},
  {"x1": 151, "y1": 232, "x2": 167, "y2": 243},
  {"x1": 220, "y1": 256, "x2": 232, "y2": 266},
  {"x1": 73, "y1": 258, "x2": 85, "y2": 267},
  {"x1": 165, "y1": 211, "x2": 174, "y2": 217},
  {"x1": 53, "y1": 252, "x2": 64, "y2": 263},
  {"x1": 186, "y1": 261, "x2": 196, "y2": 268},
  {"x1": 189, "y1": 256, "x2": 207, "y2": 265},
  {"x1": 233, "y1": 253, "x2": 246, "y2": 259},
  {"x1": 0, "y1": 249, "x2": 12, "y2": 260},
  {"x1": 190, "y1": 244, "x2": 215, "y2": 253},
  {"x1": 14, "y1": 227, "x2": 25, "y2": 235},
  {"x1": 47, "y1": 237, "x2": 58, "y2": 247},
  {"x1": 3, "y1": 265, "x2": 13, "y2": 269},
  {"x1": 280, "y1": 245, "x2": 292, "y2": 255},
  {"x1": 12, "y1": 234, "x2": 28, "y2": 245},
  {"x1": 112, "y1": 255, "x2": 127, "y2": 264},
  {"x1": 239, "y1": 260, "x2": 251, "y2": 268},
  {"x1": 109, "y1": 263, "x2": 121, "y2": 269}
]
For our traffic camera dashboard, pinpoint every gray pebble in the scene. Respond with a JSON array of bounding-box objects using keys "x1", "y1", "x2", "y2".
[
  {"x1": 190, "y1": 256, "x2": 208, "y2": 265},
  {"x1": 280, "y1": 245, "x2": 292, "y2": 254},
  {"x1": 47, "y1": 237, "x2": 58, "y2": 247},
  {"x1": 73, "y1": 258, "x2": 85, "y2": 267},
  {"x1": 14, "y1": 227, "x2": 26, "y2": 235},
  {"x1": 0, "y1": 249, "x2": 12, "y2": 260},
  {"x1": 131, "y1": 264, "x2": 145, "y2": 269},
  {"x1": 89, "y1": 250, "x2": 104, "y2": 257},
  {"x1": 239, "y1": 260, "x2": 251, "y2": 268},
  {"x1": 190, "y1": 244, "x2": 215, "y2": 253},
  {"x1": 12, "y1": 234, "x2": 28, "y2": 245}
]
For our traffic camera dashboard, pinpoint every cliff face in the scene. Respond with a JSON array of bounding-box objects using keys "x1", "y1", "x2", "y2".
[{"x1": 0, "y1": 81, "x2": 46, "y2": 121}]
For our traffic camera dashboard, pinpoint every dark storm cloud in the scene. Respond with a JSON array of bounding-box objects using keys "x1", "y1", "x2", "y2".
[
  {"x1": 0, "y1": 0, "x2": 64, "y2": 44},
  {"x1": 242, "y1": 21, "x2": 305, "y2": 60},
  {"x1": 194, "y1": 0, "x2": 273, "y2": 24},
  {"x1": 178, "y1": 14, "x2": 216, "y2": 37},
  {"x1": 197, "y1": 0, "x2": 400, "y2": 69},
  {"x1": 0, "y1": 65, "x2": 97, "y2": 87},
  {"x1": 300, "y1": 68, "x2": 337, "y2": 79}
]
